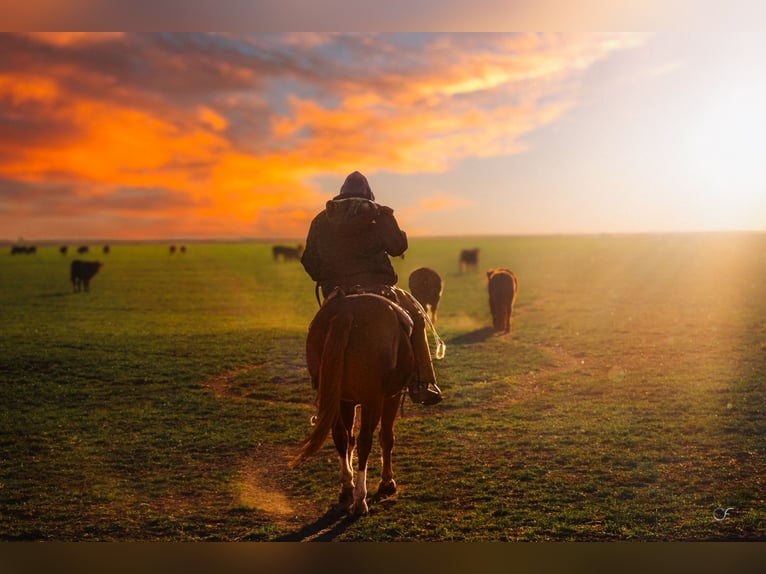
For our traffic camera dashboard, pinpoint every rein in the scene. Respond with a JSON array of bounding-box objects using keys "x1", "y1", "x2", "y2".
[{"x1": 391, "y1": 286, "x2": 447, "y2": 360}]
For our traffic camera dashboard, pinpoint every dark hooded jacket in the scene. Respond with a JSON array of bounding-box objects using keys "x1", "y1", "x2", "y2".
[{"x1": 301, "y1": 174, "x2": 407, "y2": 296}]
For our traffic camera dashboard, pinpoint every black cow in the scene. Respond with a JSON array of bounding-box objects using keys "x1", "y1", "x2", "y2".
[
  {"x1": 459, "y1": 248, "x2": 479, "y2": 273},
  {"x1": 272, "y1": 244, "x2": 304, "y2": 262},
  {"x1": 71, "y1": 260, "x2": 103, "y2": 293},
  {"x1": 77, "y1": 246, "x2": 89, "y2": 254},
  {"x1": 10, "y1": 245, "x2": 36, "y2": 254},
  {"x1": 60, "y1": 246, "x2": 68, "y2": 255}
]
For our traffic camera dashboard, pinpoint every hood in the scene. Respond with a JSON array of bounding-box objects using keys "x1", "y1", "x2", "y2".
[
  {"x1": 336, "y1": 171, "x2": 375, "y2": 201},
  {"x1": 325, "y1": 197, "x2": 379, "y2": 235}
]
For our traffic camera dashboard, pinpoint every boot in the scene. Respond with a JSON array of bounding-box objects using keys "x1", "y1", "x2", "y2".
[{"x1": 408, "y1": 381, "x2": 443, "y2": 405}]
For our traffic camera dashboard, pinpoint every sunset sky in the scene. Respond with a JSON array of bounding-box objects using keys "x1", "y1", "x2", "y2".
[{"x1": 1, "y1": 32, "x2": 765, "y2": 241}]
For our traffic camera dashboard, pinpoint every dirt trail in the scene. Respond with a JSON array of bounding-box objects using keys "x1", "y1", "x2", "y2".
[
  {"x1": 201, "y1": 366, "x2": 324, "y2": 536},
  {"x1": 200, "y1": 342, "x2": 582, "y2": 539},
  {"x1": 505, "y1": 342, "x2": 581, "y2": 403},
  {"x1": 202, "y1": 365, "x2": 257, "y2": 400}
]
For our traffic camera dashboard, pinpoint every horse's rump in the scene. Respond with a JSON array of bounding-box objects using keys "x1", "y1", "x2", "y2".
[{"x1": 297, "y1": 293, "x2": 414, "y2": 463}]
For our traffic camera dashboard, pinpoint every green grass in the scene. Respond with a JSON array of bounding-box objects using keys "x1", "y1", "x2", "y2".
[{"x1": 1, "y1": 234, "x2": 765, "y2": 540}]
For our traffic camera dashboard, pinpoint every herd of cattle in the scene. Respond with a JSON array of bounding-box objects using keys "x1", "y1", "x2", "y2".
[
  {"x1": 10, "y1": 242, "x2": 518, "y2": 328},
  {"x1": 9, "y1": 243, "x2": 186, "y2": 294}
]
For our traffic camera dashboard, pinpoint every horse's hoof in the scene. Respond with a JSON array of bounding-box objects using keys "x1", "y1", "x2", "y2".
[
  {"x1": 377, "y1": 479, "x2": 397, "y2": 498},
  {"x1": 338, "y1": 486, "x2": 354, "y2": 506},
  {"x1": 349, "y1": 499, "x2": 369, "y2": 517}
]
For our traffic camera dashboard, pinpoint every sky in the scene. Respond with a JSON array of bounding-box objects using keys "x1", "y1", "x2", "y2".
[{"x1": 1, "y1": 31, "x2": 765, "y2": 241}]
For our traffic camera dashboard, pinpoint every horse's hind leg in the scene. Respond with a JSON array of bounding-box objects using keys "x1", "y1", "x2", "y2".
[
  {"x1": 333, "y1": 401, "x2": 356, "y2": 506},
  {"x1": 377, "y1": 395, "x2": 399, "y2": 498},
  {"x1": 351, "y1": 403, "x2": 382, "y2": 516}
]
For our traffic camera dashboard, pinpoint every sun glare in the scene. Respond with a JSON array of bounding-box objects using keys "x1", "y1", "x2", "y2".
[{"x1": 683, "y1": 77, "x2": 766, "y2": 231}]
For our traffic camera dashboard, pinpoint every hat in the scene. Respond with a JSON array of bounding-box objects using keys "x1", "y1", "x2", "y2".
[{"x1": 338, "y1": 171, "x2": 375, "y2": 201}]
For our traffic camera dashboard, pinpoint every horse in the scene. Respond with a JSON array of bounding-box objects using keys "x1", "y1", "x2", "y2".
[{"x1": 293, "y1": 291, "x2": 416, "y2": 516}]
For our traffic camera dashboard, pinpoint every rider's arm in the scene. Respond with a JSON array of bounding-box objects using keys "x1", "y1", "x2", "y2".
[
  {"x1": 374, "y1": 205, "x2": 408, "y2": 257},
  {"x1": 300, "y1": 217, "x2": 322, "y2": 282}
]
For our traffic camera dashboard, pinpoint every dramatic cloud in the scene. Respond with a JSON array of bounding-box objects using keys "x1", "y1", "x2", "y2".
[{"x1": 0, "y1": 32, "x2": 643, "y2": 240}]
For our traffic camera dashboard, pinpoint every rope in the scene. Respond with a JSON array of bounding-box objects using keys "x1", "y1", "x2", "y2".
[{"x1": 392, "y1": 287, "x2": 446, "y2": 360}]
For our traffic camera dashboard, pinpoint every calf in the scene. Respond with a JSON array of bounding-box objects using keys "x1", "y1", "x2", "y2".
[
  {"x1": 408, "y1": 267, "x2": 443, "y2": 324},
  {"x1": 71, "y1": 260, "x2": 103, "y2": 293},
  {"x1": 487, "y1": 268, "x2": 518, "y2": 333}
]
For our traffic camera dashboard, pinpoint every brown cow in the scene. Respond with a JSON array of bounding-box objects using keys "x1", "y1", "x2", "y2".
[
  {"x1": 408, "y1": 267, "x2": 443, "y2": 324},
  {"x1": 459, "y1": 248, "x2": 479, "y2": 273},
  {"x1": 487, "y1": 268, "x2": 518, "y2": 333}
]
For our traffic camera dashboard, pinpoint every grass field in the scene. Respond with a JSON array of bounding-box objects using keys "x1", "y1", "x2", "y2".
[{"x1": 1, "y1": 233, "x2": 765, "y2": 541}]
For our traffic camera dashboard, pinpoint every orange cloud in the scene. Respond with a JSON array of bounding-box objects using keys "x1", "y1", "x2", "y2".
[
  {"x1": 198, "y1": 106, "x2": 228, "y2": 132},
  {"x1": 21, "y1": 33, "x2": 126, "y2": 46},
  {"x1": 0, "y1": 33, "x2": 644, "y2": 240}
]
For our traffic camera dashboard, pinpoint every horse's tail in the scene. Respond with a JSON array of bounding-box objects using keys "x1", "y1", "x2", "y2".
[{"x1": 292, "y1": 305, "x2": 354, "y2": 465}]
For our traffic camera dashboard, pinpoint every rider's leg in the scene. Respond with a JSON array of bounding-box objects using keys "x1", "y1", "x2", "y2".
[{"x1": 395, "y1": 290, "x2": 442, "y2": 405}]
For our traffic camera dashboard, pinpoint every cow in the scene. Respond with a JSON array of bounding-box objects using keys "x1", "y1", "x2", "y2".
[
  {"x1": 71, "y1": 260, "x2": 103, "y2": 293},
  {"x1": 77, "y1": 246, "x2": 89, "y2": 254},
  {"x1": 60, "y1": 246, "x2": 68, "y2": 255},
  {"x1": 408, "y1": 267, "x2": 443, "y2": 324},
  {"x1": 180, "y1": 245, "x2": 187, "y2": 254},
  {"x1": 103, "y1": 245, "x2": 110, "y2": 254},
  {"x1": 11, "y1": 245, "x2": 36, "y2": 254},
  {"x1": 169, "y1": 245, "x2": 177, "y2": 254},
  {"x1": 459, "y1": 248, "x2": 480, "y2": 273},
  {"x1": 487, "y1": 268, "x2": 518, "y2": 333},
  {"x1": 272, "y1": 244, "x2": 304, "y2": 262}
]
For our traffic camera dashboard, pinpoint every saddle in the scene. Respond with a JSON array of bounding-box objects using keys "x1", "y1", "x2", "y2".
[{"x1": 320, "y1": 285, "x2": 414, "y2": 336}]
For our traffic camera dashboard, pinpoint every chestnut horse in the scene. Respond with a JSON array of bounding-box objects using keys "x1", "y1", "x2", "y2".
[{"x1": 293, "y1": 292, "x2": 415, "y2": 516}]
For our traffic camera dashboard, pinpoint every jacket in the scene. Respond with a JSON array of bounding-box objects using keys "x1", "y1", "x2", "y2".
[{"x1": 301, "y1": 197, "x2": 408, "y2": 296}]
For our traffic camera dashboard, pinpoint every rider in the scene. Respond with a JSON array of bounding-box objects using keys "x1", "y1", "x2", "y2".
[{"x1": 300, "y1": 170, "x2": 443, "y2": 406}]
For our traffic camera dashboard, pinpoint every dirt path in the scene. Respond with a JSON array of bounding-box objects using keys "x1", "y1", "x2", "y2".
[{"x1": 200, "y1": 341, "x2": 582, "y2": 540}]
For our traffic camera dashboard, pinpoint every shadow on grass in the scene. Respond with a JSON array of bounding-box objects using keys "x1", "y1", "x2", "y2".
[
  {"x1": 274, "y1": 504, "x2": 359, "y2": 542},
  {"x1": 275, "y1": 492, "x2": 398, "y2": 542},
  {"x1": 446, "y1": 327, "x2": 495, "y2": 346}
]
